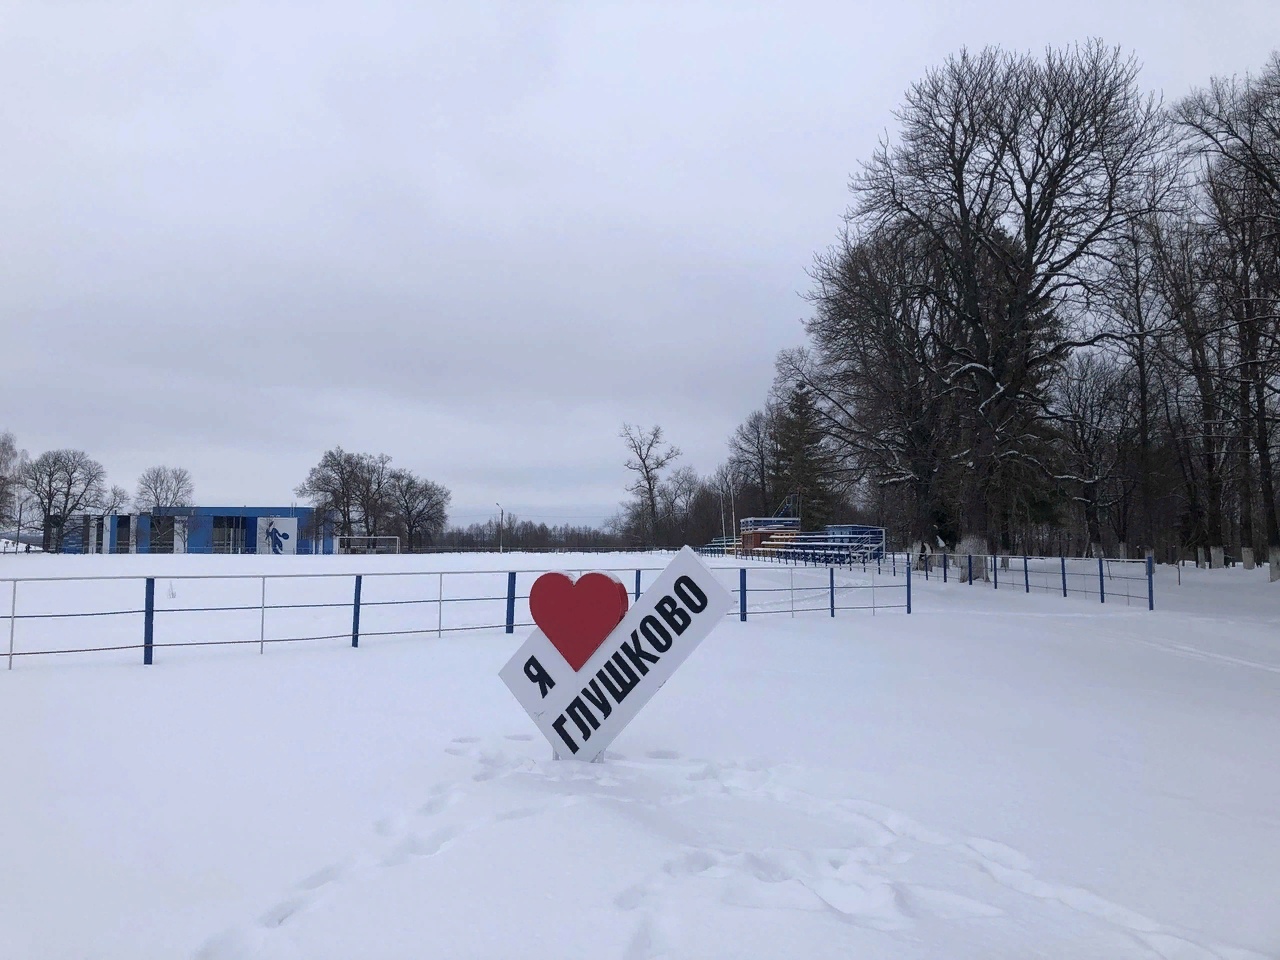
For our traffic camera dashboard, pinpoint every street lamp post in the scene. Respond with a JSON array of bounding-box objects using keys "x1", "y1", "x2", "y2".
[
  {"x1": 496, "y1": 503, "x2": 503, "y2": 553},
  {"x1": 729, "y1": 485, "x2": 737, "y2": 555}
]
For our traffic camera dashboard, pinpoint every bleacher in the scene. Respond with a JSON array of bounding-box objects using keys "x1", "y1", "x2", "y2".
[
  {"x1": 753, "y1": 526, "x2": 886, "y2": 566},
  {"x1": 700, "y1": 535, "x2": 741, "y2": 557},
  {"x1": 699, "y1": 496, "x2": 886, "y2": 567},
  {"x1": 702, "y1": 521, "x2": 886, "y2": 568}
]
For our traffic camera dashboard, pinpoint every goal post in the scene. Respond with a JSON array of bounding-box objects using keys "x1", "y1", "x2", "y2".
[{"x1": 336, "y1": 535, "x2": 401, "y2": 555}]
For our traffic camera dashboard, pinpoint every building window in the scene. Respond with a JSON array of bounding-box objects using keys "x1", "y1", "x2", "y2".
[
  {"x1": 212, "y1": 516, "x2": 246, "y2": 554},
  {"x1": 151, "y1": 517, "x2": 175, "y2": 554}
]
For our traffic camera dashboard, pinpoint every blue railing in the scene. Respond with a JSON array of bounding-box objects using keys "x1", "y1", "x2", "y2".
[
  {"x1": 2, "y1": 561, "x2": 910, "y2": 669},
  {"x1": 702, "y1": 544, "x2": 1156, "y2": 611},
  {"x1": 899, "y1": 552, "x2": 1154, "y2": 609}
]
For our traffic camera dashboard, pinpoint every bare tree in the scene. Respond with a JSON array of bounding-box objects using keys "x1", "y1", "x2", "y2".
[
  {"x1": 727, "y1": 407, "x2": 781, "y2": 518},
  {"x1": 386, "y1": 468, "x2": 451, "y2": 550},
  {"x1": 852, "y1": 41, "x2": 1171, "y2": 548},
  {"x1": 296, "y1": 447, "x2": 364, "y2": 537},
  {"x1": 1148, "y1": 210, "x2": 1233, "y2": 553},
  {"x1": 102, "y1": 485, "x2": 131, "y2": 515},
  {"x1": 1178, "y1": 61, "x2": 1280, "y2": 567},
  {"x1": 20, "y1": 449, "x2": 107, "y2": 550},
  {"x1": 801, "y1": 222, "x2": 965, "y2": 544},
  {"x1": 135, "y1": 466, "x2": 195, "y2": 512},
  {"x1": 1177, "y1": 53, "x2": 1280, "y2": 225},
  {"x1": 657, "y1": 466, "x2": 701, "y2": 536},
  {"x1": 620, "y1": 424, "x2": 681, "y2": 547},
  {"x1": 697, "y1": 48, "x2": 1279, "y2": 564},
  {"x1": 353, "y1": 452, "x2": 394, "y2": 537},
  {"x1": 1051, "y1": 352, "x2": 1135, "y2": 554},
  {"x1": 0, "y1": 430, "x2": 28, "y2": 526}
]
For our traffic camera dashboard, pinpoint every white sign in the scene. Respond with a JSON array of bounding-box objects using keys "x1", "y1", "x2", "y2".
[
  {"x1": 500, "y1": 546, "x2": 732, "y2": 761},
  {"x1": 257, "y1": 517, "x2": 297, "y2": 555}
]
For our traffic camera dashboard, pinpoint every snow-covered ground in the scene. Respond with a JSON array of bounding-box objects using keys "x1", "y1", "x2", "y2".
[{"x1": 1, "y1": 552, "x2": 1276, "y2": 959}]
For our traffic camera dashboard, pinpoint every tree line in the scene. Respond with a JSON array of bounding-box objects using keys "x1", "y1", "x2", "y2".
[
  {"x1": 294, "y1": 447, "x2": 450, "y2": 550},
  {"x1": 437, "y1": 518, "x2": 628, "y2": 552},
  {"x1": 801, "y1": 42, "x2": 1280, "y2": 563},
  {"x1": 624, "y1": 43, "x2": 1280, "y2": 565},
  {"x1": 609, "y1": 407, "x2": 862, "y2": 550},
  {"x1": 0, "y1": 430, "x2": 195, "y2": 550}
]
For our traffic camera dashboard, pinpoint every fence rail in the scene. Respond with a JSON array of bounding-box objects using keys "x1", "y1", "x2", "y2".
[
  {"x1": 3, "y1": 562, "x2": 909, "y2": 669},
  {"x1": 3, "y1": 549, "x2": 1159, "y2": 670},
  {"x1": 702, "y1": 544, "x2": 1156, "y2": 611},
  {"x1": 898, "y1": 552, "x2": 1155, "y2": 610}
]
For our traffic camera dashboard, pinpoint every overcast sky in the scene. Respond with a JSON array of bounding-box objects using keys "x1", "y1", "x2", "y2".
[{"x1": 1, "y1": 1, "x2": 1275, "y2": 527}]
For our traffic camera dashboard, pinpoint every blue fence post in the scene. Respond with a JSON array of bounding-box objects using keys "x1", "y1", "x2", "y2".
[
  {"x1": 993, "y1": 556, "x2": 998, "y2": 590},
  {"x1": 143, "y1": 577, "x2": 155, "y2": 665},
  {"x1": 634, "y1": 569, "x2": 641, "y2": 601},
  {"x1": 739, "y1": 568, "x2": 747, "y2": 621},
  {"x1": 1147, "y1": 556, "x2": 1154, "y2": 611},
  {"x1": 505, "y1": 572, "x2": 517, "y2": 634},
  {"x1": 1061, "y1": 556, "x2": 1068, "y2": 597},
  {"x1": 1098, "y1": 556, "x2": 1106, "y2": 604},
  {"x1": 967, "y1": 554, "x2": 973, "y2": 585},
  {"x1": 1023, "y1": 556, "x2": 1030, "y2": 593},
  {"x1": 829, "y1": 567, "x2": 835, "y2": 617},
  {"x1": 351, "y1": 575, "x2": 362, "y2": 648},
  {"x1": 942, "y1": 552, "x2": 948, "y2": 583},
  {"x1": 906, "y1": 559, "x2": 912, "y2": 614}
]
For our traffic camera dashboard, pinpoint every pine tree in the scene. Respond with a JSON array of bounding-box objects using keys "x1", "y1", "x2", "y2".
[{"x1": 774, "y1": 385, "x2": 841, "y2": 530}]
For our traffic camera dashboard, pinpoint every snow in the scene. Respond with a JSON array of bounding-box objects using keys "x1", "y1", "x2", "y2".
[{"x1": 1, "y1": 552, "x2": 1277, "y2": 959}]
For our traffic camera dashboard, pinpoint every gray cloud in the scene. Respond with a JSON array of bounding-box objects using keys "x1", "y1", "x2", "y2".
[{"x1": 2, "y1": 0, "x2": 1275, "y2": 524}]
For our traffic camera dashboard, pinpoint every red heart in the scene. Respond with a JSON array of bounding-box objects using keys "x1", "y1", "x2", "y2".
[{"x1": 529, "y1": 571, "x2": 630, "y2": 672}]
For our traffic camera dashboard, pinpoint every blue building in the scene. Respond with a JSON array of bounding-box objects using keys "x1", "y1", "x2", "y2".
[{"x1": 59, "y1": 506, "x2": 336, "y2": 555}]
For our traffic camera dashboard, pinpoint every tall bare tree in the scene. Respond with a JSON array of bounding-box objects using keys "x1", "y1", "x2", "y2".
[
  {"x1": 296, "y1": 447, "x2": 364, "y2": 537},
  {"x1": 1178, "y1": 60, "x2": 1280, "y2": 567},
  {"x1": 353, "y1": 453, "x2": 394, "y2": 537},
  {"x1": 620, "y1": 424, "x2": 681, "y2": 547},
  {"x1": 802, "y1": 227, "x2": 960, "y2": 544},
  {"x1": 727, "y1": 407, "x2": 781, "y2": 518},
  {"x1": 852, "y1": 41, "x2": 1171, "y2": 548},
  {"x1": 1051, "y1": 352, "x2": 1135, "y2": 553},
  {"x1": 386, "y1": 468, "x2": 451, "y2": 550},
  {"x1": 0, "y1": 430, "x2": 27, "y2": 527},
  {"x1": 20, "y1": 449, "x2": 107, "y2": 550},
  {"x1": 135, "y1": 466, "x2": 195, "y2": 512}
]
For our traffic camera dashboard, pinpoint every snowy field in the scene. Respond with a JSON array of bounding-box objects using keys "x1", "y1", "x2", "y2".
[{"x1": 1, "y1": 551, "x2": 1277, "y2": 959}]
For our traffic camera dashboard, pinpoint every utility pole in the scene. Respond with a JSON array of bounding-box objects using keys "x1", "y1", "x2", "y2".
[{"x1": 729, "y1": 485, "x2": 737, "y2": 554}]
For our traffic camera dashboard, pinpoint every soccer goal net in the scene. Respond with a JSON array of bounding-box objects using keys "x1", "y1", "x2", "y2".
[{"x1": 337, "y1": 535, "x2": 401, "y2": 555}]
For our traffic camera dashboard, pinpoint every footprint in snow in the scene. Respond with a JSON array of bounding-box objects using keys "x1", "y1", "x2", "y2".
[
  {"x1": 297, "y1": 862, "x2": 347, "y2": 891},
  {"x1": 381, "y1": 825, "x2": 461, "y2": 867},
  {"x1": 417, "y1": 791, "x2": 454, "y2": 816}
]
